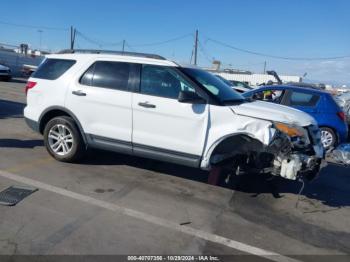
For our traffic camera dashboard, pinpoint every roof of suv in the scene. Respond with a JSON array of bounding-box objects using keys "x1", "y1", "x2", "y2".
[{"x1": 47, "y1": 50, "x2": 178, "y2": 67}]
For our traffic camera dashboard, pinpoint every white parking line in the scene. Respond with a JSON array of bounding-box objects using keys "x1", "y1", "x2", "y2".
[{"x1": 0, "y1": 169, "x2": 300, "y2": 262}]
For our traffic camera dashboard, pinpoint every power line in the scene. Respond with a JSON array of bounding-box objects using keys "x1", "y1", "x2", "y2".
[
  {"x1": 124, "y1": 41, "x2": 136, "y2": 52},
  {"x1": 198, "y1": 39, "x2": 214, "y2": 64},
  {"x1": 0, "y1": 20, "x2": 68, "y2": 31},
  {"x1": 76, "y1": 31, "x2": 123, "y2": 47},
  {"x1": 225, "y1": 62, "x2": 266, "y2": 68},
  {"x1": 206, "y1": 37, "x2": 350, "y2": 61},
  {"x1": 129, "y1": 33, "x2": 193, "y2": 47}
]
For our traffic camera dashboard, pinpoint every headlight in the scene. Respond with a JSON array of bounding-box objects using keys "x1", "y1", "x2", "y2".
[
  {"x1": 274, "y1": 122, "x2": 311, "y2": 146},
  {"x1": 274, "y1": 123, "x2": 305, "y2": 137}
]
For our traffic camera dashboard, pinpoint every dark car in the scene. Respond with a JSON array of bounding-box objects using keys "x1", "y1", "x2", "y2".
[
  {"x1": 0, "y1": 64, "x2": 12, "y2": 81},
  {"x1": 243, "y1": 85, "x2": 348, "y2": 149}
]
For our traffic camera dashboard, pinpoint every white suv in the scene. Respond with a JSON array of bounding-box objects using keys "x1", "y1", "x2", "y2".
[{"x1": 24, "y1": 50, "x2": 324, "y2": 181}]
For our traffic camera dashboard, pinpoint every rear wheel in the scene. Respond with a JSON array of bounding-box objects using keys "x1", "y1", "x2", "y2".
[
  {"x1": 320, "y1": 127, "x2": 337, "y2": 150},
  {"x1": 44, "y1": 116, "x2": 85, "y2": 162}
]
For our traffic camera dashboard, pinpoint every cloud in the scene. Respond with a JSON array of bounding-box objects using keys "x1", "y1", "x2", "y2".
[
  {"x1": 269, "y1": 59, "x2": 350, "y2": 86},
  {"x1": 299, "y1": 59, "x2": 350, "y2": 85}
]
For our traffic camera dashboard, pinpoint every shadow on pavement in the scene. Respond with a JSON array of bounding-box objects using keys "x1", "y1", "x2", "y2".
[
  {"x1": 0, "y1": 99, "x2": 25, "y2": 119},
  {"x1": 83, "y1": 149, "x2": 350, "y2": 208},
  {"x1": 0, "y1": 139, "x2": 43, "y2": 148},
  {"x1": 226, "y1": 164, "x2": 350, "y2": 208},
  {"x1": 82, "y1": 149, "x2": 209, "y2": 183}
]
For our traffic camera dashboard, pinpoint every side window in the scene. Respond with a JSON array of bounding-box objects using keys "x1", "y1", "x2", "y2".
[
  {"x1": 288, "y1": 92, "x2": 320, "y2": 106},
  {"x1": 253, "y1": 89, "x2": 284, "y2": 103},
  {"x1": 32, "y1": 59, "x2": 76, "y2": 80},
  {"x1": 80, "y1": 64, "x2": 95, "y2": 86},
  {"x1": 80, "y1": 61, "x2": 130, "y2": 91},
  {"x1": 140, "y1": 65, "x2": 195, "y2": 99}
]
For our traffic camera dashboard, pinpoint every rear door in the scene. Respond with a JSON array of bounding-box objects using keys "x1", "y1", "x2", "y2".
[
  {"x1": 65, "y1": 60, "x2": 137, "y2": 153},
  {"x1": 131, "y1": 64, "x2": 208, "y2": 167}
]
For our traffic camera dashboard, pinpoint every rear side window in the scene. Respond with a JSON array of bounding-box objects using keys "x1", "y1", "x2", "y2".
[
  {"x1": 288, "y1": 91, "x2": 320, "y2": 106},
  {"x1": 80, "y1": 61, "x2": 130, "y2": 91},
  {"x1": 32, "y1": 59, "x2": 76, "y2": 80}
]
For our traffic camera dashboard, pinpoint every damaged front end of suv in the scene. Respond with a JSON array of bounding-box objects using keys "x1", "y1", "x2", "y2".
[
  {"x1": 262, "y1": 123, "x2": 324, "y2": 180},
  {"x1": 206, "y1": 118, "x2": 325, "y2": 181}
]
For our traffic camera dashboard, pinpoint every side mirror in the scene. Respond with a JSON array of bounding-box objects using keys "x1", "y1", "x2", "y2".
[{"x1": 178, "y1": 91, "x2": 206, "y2": 104}]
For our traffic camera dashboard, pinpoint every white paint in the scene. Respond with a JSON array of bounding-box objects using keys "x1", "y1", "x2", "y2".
[
  {"x1": 132, "y1": 92, "x2": 208, "y2": 155},
  {"x1": 0, "y1": 169, "x2": 300, "y2": 262},
  {"x1": 231, "y1": 100, "x2": 316, "y2": 127}
]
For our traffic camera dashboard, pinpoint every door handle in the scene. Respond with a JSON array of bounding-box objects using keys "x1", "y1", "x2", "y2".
[
  {"x1": 72, "y1": 90, "x2": 87, "y2": 96},
  {"x1": 138, "y1": 102, "x2": 156, "y2": 108}
]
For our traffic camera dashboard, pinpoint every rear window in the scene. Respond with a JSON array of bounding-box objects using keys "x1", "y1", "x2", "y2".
[
  {"x1": 288, "y1": 91, "x2": 320, "y2": 106},
  {"x1": 32, "y1": 58, "x2": 76, "y2": 80},
  {"x1": 80, "y1": 61, "x2": 130, "y2": 91}
]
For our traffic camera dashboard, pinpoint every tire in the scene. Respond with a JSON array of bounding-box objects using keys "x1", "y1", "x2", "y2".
[
  {"x1": 320, "y1": 127, "x2": 337, "y2": 150},
  {"x1": 43, "y1": 116, "x2": 86, "y2": 162}
]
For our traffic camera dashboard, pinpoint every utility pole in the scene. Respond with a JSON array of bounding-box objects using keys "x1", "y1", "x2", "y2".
[
  {"x1": 263, "y1": 61, "x2": 267, "y2": 74},
  {"x1": 122, "y1": 40, "x2": 125, "y2": 52},
  {"x1": 194, "y1": 29, "x2": 198, "y2": 66},
  {"x1": 37, "y1": 30, "x2": 43, "y2": 51},
  {"x1": 70, "y1": 26, "x2": 76, "y2": 50}
]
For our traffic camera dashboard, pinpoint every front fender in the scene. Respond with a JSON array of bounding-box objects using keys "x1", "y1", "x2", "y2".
[{"x1": 201, "y1": 126, "x2": 275, "y2": 170}]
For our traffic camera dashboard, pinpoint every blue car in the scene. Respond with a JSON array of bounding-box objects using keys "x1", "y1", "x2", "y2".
[{"x1": 243, "y1": 85, "x2": 348, "y2": 149}]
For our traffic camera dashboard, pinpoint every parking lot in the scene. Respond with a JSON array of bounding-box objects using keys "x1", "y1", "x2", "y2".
[{"x1": 0, "y1": 80, "x2": 350, "y2": 261}]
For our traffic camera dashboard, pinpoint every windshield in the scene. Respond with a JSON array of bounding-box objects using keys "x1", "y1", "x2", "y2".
[
  {"x1": 231, "y1": 80, "x2": 253, "y2": 90},
  {"x1": 215, "y1": 75, "x2": 233, "y2": 86},
  {"x1": 181, "y1": 68, "x2": 245, "y2": 104}
]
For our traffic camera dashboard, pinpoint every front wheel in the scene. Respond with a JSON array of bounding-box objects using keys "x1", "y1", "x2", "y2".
[
  {"x1": 320, "y1": 127, "x2": 337, "y2": 150},
  {"x1": 44, "y1": 116, "x2": 86, "y2": 162}
]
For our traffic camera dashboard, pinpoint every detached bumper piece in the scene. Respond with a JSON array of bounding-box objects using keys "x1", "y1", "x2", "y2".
[
  {"x1": 328, "y1": 143, "x2": 350, "y2": 166},
  {"x1": 0, "y1": 186, "x2": 38, "y2": 206}
]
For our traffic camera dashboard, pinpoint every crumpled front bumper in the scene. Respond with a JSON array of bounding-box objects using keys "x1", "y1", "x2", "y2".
[
  {"x1": 269, "y1": 129, "x2": 325, "y2": 180},
  {"x1": 272, "y1": 151, "x2": 324, "y2": 180}
]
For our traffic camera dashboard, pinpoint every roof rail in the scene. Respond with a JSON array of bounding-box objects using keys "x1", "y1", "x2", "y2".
[{"x1": 57, "y1": 49, "x2": 166, "y2": 60}]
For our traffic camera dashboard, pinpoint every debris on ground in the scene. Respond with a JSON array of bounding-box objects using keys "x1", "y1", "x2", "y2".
[{"x1": 328, "y1": 144, "x2": 350, "y2": 166}]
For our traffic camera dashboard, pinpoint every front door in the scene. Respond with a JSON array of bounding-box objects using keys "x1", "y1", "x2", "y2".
[{"x1": 132, "y1": 65, "x2": 208, "y2": 167}]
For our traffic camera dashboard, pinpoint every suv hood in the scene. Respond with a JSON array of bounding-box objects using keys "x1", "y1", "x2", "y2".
[{"x1": 231, "y1": 100, "x2": 316, "y2": 127}]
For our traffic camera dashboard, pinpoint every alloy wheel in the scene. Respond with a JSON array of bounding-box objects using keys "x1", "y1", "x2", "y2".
[
  {"x1": 321, "y1": 130, "x2": 334, "y2": 149},
  {"x1": 48, "y1": 124, "x2": 74, "y2": 156}
]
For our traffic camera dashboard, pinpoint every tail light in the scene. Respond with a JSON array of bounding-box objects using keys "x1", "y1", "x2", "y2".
[
  {"x1": 25, "y1": 81, "x2": 37, "y2": 95},
  {"x1": 337, "y1": 111, "x2": 346, "y2": 122}
]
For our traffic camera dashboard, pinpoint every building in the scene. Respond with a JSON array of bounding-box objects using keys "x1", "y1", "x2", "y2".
[
  {"x1": 209, "y1": 69, "x2": 301, "y2": 86},
  {"x1": 205, "y1": 61, "x2": 302, "y2": 86}
]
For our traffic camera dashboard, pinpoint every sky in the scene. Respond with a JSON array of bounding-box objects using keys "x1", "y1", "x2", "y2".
[{"x1": 1, "y1": 0, "x2": 350, "y2": 85}]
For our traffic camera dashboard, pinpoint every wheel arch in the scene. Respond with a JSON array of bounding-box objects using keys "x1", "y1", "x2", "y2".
[
  {"x1": 202, "y1": 133, "x2": 266, "y2": 168},
  {"x1": 39, "y1": 106, "x2": 87, "y2": 144}
]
